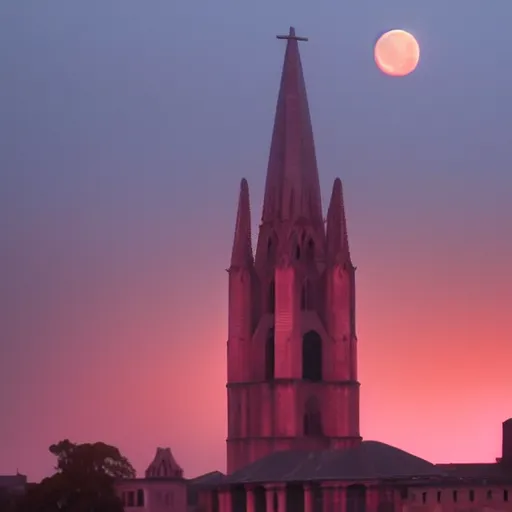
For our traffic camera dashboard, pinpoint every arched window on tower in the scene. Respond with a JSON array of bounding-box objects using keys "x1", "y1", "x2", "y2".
[
  {"x1": 265, "y1": 328, "x2": 275, "y2": 380},
  {"x1": 267, "y1": 280, "x2": 276, "y2": 314},
  {"x1": 300, "y1": 280, "x2": 313, "y2": 311},
  {"x1": 303, "y1": 396, "x2": 323, "y2": 436},
  {"x1": 302, "y1": 331, "x2": 322, "y2": 381}
]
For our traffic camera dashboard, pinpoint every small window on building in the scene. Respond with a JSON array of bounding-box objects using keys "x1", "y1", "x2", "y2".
[
  {"x1": 399, "y1": 487, "x2": 408, "y2": 500},
  {"x1": 137, "y1": 489, "x2": 145, "y2": 507},
  {"x1": 437, "y1": 491, "x2": 441, "y2": 503},
  {"x1": 469, "y1": 490, "x2": 474, "y2": 502},
  {"x1": 421, "y1": 492, "x2": 427, "y2": 504},
  {"x1": 504, "y1": 490, "x2": 509, "y2": 502},
  {"x1": 486, "y1": 490, "x2": 492, "y2": 500},
  {"x1": 453, "y1": 490, "x2": 458, "y2": 502},
  {"x1": 296, "y1": 245, "x2": 301, "y2": 260},
  {"x1": 127, "y1": 491, "x2": 135, "y2": 507}
]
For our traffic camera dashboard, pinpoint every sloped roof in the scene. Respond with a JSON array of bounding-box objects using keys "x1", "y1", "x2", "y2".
[
  {"x1": 188, "y1": 471, "x2": 225, "y2": 487},
  {"x1": 222, "y1": 441, "x2": 441, "y2": 485},
  {"x1": 145, "y1": 447, "x2": 184, "y2": 479}
]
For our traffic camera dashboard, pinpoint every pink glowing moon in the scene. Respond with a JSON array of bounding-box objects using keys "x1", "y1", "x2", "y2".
[{"x1": 374, "y1": 29, "x2": 420, "y2": 77}]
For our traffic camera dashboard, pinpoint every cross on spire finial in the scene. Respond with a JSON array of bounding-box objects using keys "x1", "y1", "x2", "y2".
[{"x1": 276, "y1": 26, "x2": 308, "y2": 42}]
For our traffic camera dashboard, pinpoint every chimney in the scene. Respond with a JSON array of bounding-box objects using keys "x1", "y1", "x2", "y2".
[{"x1": 502, "y1": 418, "x2": 512, "y2": 464}]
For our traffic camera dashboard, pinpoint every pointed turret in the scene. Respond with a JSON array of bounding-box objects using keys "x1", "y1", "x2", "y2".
[
  {"x1": 227, "y1": 179, "x2": 254, "y2": 385},
  {"x1": 326, "y1": 178, "x2": 351, "y2": 266},
  {"x1": 230, "y1": 178, "x2": 254, "y2": 269},
  {"x1": 261, "y1": 27, "x2": 323, "y2": 226},
  {"x1": 325, "y1": 177, "x2": 357, "y2": 345},
  {"x1": 145, "y1": 447, "x2": 184, "y2": 479}
]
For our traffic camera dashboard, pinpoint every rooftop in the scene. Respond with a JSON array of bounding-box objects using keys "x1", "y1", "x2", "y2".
[{"x1": 221, "y1": 441, "x2": 442, "y2": 486}]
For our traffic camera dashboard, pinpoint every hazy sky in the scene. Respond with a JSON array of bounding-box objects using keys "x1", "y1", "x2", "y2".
[{"x1": 1, "y1": 1, "x2": 512, "y2": 482}]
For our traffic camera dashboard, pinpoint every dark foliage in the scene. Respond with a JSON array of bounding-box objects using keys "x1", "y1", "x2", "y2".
[{"x1": 15, "y1": 439, "x2": 136, "y2": 512}]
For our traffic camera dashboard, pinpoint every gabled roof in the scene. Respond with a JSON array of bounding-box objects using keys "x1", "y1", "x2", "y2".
[{"x1": 222, "y1": 441, "x2": 441, "y2": 485}]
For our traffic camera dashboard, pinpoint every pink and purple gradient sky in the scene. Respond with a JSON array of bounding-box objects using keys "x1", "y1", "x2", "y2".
[{"x1": 1, "y1": 1, "x2": 512, "y2": 482}]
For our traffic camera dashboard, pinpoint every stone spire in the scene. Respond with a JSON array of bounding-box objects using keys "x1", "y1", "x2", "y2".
[
  {"x1": 326, "y1": 178, "x2": 352, "y2": 266},
  {"x1": 226, "y1": 28, "x2": 361, "y2": 474},
  {"x1": 261, "y1": 27, "x2": 323, "y2": 226},
  {"x1": 230, "y1": 178, "x2": 254, "y2": 269}
]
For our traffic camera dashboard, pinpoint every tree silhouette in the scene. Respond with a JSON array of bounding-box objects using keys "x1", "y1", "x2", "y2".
[{"x1": 16, "y1": 439, "x2": 135, "y2": 512}]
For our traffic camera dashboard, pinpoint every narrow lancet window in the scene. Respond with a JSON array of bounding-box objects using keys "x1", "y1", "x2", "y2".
[{"x1": 302, "y1": 331, "x2": 322, "y2": 381}]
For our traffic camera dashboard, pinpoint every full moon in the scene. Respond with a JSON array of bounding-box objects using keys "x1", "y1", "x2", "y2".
[{"x1": 374, "y1": 29, "x2": 420, "y2": 77}]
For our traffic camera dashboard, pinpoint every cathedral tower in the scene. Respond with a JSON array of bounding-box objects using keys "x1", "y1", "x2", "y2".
[{"x1": 226, "y1": 27, "x2": 361, "y2": 474}]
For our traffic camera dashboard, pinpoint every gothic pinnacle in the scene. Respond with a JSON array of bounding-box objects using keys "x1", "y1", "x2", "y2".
[
  {"x1": 230, "y1": 178, "x2": 254, "y2": 269},
  {"x1": 326, "y1": 178, "x2": 351, "y2": 266}
]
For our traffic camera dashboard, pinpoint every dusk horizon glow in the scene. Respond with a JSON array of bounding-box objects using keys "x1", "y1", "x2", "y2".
[{"x1": 1, "y1": 1, "x2": 511, "y2": 483}]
